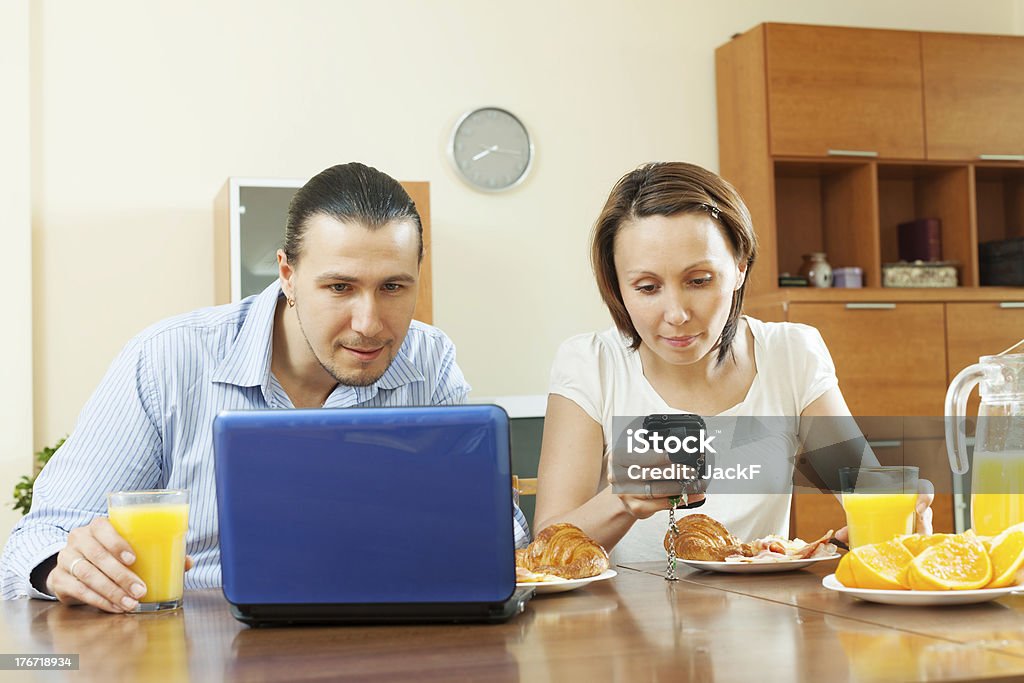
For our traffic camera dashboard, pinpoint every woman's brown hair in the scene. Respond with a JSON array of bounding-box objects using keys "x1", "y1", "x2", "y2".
[{"x1": 591, "y1": 161, "x2": 758, "y2": 365}]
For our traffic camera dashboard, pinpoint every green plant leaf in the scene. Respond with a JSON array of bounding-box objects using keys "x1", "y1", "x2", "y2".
[{"x1": 12, "y1": 437, "x2": 66, "y2": 515}]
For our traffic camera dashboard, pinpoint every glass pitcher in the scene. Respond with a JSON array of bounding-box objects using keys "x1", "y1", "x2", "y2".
[{"x1": 945, "y1": 351, "x2": 1024, "y2": 536}]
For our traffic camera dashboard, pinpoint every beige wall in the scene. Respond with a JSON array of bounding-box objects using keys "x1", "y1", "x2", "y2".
[
  {"x1": 6, "y1": 2, "x2": 1020, "y2": 539},
  {"x1": 1, "y1": 2, "x2": 32, "y2": 541}
]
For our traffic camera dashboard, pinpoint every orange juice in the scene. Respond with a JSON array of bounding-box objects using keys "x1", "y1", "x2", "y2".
[
  {"x1": 842, "y1": 493, "x2": 916, "y2": 548},
  {"x1": 109, "y1": 503, "x2": 189, "y2": 604},
  {"x1": 971, "y1": 451, "x2": 1024, "y2": 536}
]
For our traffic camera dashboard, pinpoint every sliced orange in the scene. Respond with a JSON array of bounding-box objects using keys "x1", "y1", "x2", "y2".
[
  {"x1": 986, "y1": 528, "x2": 1024, "y2": 588},
  {"x1": 835, "y1": 553, "x2": 856, "y2": 587},
  {"x1": 906, "y1": 535, "x2": 992, "y2": 590},
  {"x1": 848, "y1": 539, "x2": 914, "y2": 590},
  {"x1": 902, "y1": 534, "x2": 956, "y2": 556}
]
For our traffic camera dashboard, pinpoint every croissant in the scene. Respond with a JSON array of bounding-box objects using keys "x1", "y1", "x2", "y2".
[
  {"x1": 664, "y1": 513, "x2": 751, "y2": 561},
  {"x1": 518, "y1": 523, "x2": 610, "y2": 579}
]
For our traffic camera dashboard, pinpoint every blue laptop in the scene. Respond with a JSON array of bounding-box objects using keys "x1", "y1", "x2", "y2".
[{"x1": 213, "y1": 405, "x2": 532, "y2": 626}]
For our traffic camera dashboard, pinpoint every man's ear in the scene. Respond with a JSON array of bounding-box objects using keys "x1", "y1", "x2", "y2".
[{"x1": 277, "y1": 249, "x2": 295, "y2": 298}]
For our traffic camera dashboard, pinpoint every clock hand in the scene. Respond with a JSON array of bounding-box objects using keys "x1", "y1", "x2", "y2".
[
  {"x1": 490, "y1": 147, "x2": 523, "y2": 156},
  {"x1": 471, "y1": 145, "x2": 498, "y2": 162}
]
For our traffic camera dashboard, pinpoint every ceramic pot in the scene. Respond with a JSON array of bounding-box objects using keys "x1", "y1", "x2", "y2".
[{"x1": 799, "y1": 253, "x2": 833, "y2": 288}]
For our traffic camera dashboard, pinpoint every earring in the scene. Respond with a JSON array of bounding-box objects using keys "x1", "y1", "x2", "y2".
[{"x1": 287, "y1": 298, "x2": 295, "y2": 308}]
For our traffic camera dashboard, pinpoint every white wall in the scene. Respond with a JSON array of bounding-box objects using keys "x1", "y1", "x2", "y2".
[
  {"x1": 1, "y1": 1, "x2": 32, "y2": 541},
  {"x1": 11, "y1": 1, "x2": 1020, "y2": 532}
]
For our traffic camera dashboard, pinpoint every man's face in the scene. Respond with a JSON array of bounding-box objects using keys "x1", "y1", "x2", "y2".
[{"x1": 279, "y1": 214, "x2": 420, "y2": 387}]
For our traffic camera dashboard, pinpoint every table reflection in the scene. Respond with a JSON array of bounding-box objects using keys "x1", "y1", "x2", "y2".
[
  {"x1": 228, "y1": 615, "x2": 521, "y2": 681},
  {"x1": 825, "y1": 614, "x2": 1024, "y2": 681},
  {"x1": 509, "y1": 571, "x2": 801, "y2": 682},
  {"x1": 30, "y1": 604, "x2": 189, "y2": 682}
]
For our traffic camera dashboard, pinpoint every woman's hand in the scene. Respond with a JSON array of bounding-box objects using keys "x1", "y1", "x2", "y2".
[
  {"x1": 614, "y1": 489, "x2": 704, "y2": 520},
  {"x1": 912, "y1": 478, "x2": 935, "y2": 535}
]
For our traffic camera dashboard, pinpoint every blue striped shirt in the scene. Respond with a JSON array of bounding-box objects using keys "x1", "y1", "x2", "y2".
[{"x1": 2, "y1": 281, "x2": 530, "y2": 599}]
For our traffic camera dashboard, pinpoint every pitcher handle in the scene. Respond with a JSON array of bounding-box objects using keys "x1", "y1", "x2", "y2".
[{"x1": 944, "y1": 363, "x2": 984, "y2": 475}]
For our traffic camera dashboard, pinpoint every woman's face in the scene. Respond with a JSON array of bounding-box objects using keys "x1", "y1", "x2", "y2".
[{"x1": 613, "y1": 212, "x2": 746, "y2": 367}]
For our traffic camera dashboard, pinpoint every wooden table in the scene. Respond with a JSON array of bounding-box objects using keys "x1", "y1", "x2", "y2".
[{"x1": 4, "y1": 562, "x2": 1024, "y2": 682}]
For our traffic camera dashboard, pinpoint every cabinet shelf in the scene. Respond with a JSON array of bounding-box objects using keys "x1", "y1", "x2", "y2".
[
  {"x1": 769, "y1": 159, "x2": 1023, "y2": 293},
  {"x1": 773, "y1": 160, "x2": 879, "y2": 286},
  {"x1": 760, "y1": 286, "x2": 1024, "y2": 303},
  {"x1": 876, "y1": 162, "x2": 975, "y2": 286},
  {"x1": 975, "y1": 165, "x2": 1024, "y2": 244}
]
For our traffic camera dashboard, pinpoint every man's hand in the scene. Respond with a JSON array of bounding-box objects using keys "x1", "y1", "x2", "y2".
[{"x1": 46, "y1": 518, "x2": 193, "y2": 613}]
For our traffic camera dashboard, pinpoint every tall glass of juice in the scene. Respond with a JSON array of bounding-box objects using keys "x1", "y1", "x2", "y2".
[
  {"x1": 108, "y1": 489, "x2": 190, "y2": 612},
  {"x1": 839, "y1": 467, "x2": 918, "y2": 548}
]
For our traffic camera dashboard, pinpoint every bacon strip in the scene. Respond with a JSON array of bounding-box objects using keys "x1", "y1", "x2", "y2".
[{"x1": 792, "y1": 529, "x2": 836, "y2": 559}]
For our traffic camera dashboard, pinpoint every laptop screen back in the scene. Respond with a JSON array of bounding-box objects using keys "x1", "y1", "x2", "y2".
[{"x1": 214, "y1": 405, "x2": 515, "y2": 605}]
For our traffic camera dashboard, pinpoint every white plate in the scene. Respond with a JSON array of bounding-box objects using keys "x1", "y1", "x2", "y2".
[
  {"x1": 517, "y1": 569, "x2": 618, "y2": 595},
  {"x1": 821, "y1": 573, "x2": 1021, "y2": 605},
  {"x1": 679, "y1": 554, "x2": 840, "y2": 574}
]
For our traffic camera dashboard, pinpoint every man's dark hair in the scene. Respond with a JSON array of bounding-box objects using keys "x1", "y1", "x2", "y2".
[{"x1": 283, "y1": 162, "x2": 423, "y2": 264}]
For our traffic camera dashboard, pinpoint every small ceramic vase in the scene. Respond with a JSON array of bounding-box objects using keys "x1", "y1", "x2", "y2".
[{"x1": 799, "y1": 253, "x2": 833, "y2": 288}]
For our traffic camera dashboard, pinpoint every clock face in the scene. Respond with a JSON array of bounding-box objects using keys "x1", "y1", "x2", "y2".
[{"x1": 450, "y1": 107, "x2": 532, "y2": 191}]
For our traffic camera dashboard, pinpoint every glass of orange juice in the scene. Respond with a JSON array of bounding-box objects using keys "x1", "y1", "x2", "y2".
[
  {"x1": 108, "y1": 489, "x2": 190, "y2": 612},
  {"x1": 839, "y1": 466, "x2": 917, "y2": 548}
]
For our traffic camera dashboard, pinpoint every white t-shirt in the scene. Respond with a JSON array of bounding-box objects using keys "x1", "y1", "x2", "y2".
[{"x1": 548, "y1": 316, "x2": 839, "y2": 562}]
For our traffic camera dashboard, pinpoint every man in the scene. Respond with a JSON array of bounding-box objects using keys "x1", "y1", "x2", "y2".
[{"x1": 1, "y1": 163, "x2": 530, "y2": 612}]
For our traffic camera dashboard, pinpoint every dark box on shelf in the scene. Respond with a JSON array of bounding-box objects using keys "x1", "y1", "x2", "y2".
[
  {"x1": 898, "y1": 218, "x2": 942, "y2": 262},
  {"x1": 779, "y1": 275, "x2": 809, "y2": 287},
  {"x1": 979, "y1": 237, "x2": 1024, "y2": 286}
]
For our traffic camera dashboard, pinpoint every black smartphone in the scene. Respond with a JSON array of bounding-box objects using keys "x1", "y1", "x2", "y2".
[{"x1": 641, "y1": 413, "x2": 711, "y2": 506}]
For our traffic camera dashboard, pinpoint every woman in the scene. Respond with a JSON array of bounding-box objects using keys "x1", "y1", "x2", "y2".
[{"x1": 533, "y1": 162, "x2": 932, "y2": 561}]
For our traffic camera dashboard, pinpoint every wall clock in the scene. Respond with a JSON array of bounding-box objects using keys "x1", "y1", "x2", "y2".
[{"x1": 449, "y1": 107, "x2": 533, "y2": 192}]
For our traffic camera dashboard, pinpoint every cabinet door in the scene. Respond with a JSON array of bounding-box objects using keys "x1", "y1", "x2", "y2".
[
  {"x1": 922, "y1": 33, "x2": 1024, "y2": 160},
  {"x1": 788, "y1": 303, "x2": 947, "y2": 416},
  {"x1": 764, "y1": 24, "x2": 925, "y2": 159},
  {"x1": 946, "y1": 302, "x2": 1024, "y2": 379},
  {"x1": 791, "y1": 494, "x2": 844, "y2": 544}
]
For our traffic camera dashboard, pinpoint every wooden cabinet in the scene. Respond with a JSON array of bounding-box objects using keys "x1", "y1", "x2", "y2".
[
  {"x1": 946, "y1": 302, "x2": 1024, "y2": 379},
  {"x1": 719, "y1": 23, "x2": 1024, "y2": 540},
  {"x1": 787, "y1": 302, "x2": 948, "y2": 416},
  {"x1": 717, "y1": 24, "x2": 1024, "y2": 296},
  {"x1": 922, "y1": 33, "x2": 1024, "y2": 160},
  {"x1": 791, "y1": 493, "x2": 844, "y2": 543},
  {"x1": 785, "y1": 302, "x2": 952, "y2": 538},
  {"x1": 783, "y1": 299, "x2": 1021, "y2": 540},
  {"x1": 764, "y1": 24, "x2": 926, "y2": 159}
]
